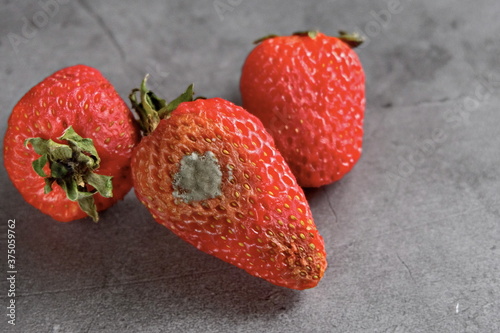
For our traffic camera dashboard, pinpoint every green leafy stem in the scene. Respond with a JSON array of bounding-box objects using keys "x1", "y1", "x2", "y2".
[
  {"x1": 129, "y1": 74, "x2": 196, "y2": 136},
  {"x1": 254, "y1": 30, "x2": 364, "y2": 48},
  {"x1": 25, "y1": 126, "x2": 112, "y2": 222}
]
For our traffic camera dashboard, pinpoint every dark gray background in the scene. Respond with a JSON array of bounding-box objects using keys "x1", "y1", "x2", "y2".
[{"x1": 1, "y1": 0, "x2": 499, "y2": 332}]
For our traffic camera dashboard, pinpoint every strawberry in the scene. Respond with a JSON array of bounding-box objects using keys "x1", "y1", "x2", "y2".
[
  {"x1": 3, "y1": 65, "x2": 140, "y2": 222},
  {"x1": 129, "y1": 76, "x2": 327, "y2": 289},
  {"x1": 240, "y1": 31, "x2": 366, "y2": 187}
]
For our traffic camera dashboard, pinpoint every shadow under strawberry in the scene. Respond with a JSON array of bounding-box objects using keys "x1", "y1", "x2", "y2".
[{"x1": 13, "y1": 199, "x2": 301, "y2": 328}]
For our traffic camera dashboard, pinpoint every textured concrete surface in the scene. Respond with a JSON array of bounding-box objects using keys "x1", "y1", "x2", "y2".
[{"x1": 1, "y1": 0, "x2": 499, "y2": 332}]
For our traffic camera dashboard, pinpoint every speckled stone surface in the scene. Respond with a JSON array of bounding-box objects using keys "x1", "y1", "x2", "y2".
[{"x1": 1, "y1": 0, "x2": 499, "y2": 332}]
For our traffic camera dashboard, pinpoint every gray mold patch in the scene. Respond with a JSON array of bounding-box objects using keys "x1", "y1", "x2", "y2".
[
  {"x1": 227, "y1": 164, "x2": 234, "y2": 183},
  {"x1": 172, "y1": 151, "x2": 223, "y2": 203}
]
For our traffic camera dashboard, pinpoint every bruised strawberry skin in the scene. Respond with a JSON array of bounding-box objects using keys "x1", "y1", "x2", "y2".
[
  {"x1": 131, "y1": 97, "x2": 327, "y2": 290},
  {"x1": 3, "y1": 65, "x2": 140, "y2": 222},
  {"x1": 240, "y1": 31, "x2": 365, "y2": 187}
]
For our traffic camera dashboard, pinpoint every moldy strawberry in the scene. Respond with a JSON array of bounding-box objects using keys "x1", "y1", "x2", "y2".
[{"x1": 130, "y1": 76, "x2": 327, "y2": 289}]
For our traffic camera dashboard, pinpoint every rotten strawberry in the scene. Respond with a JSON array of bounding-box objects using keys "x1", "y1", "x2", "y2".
[{"x1": 130, "y1": 76, "x2": 327, "y2": 289}]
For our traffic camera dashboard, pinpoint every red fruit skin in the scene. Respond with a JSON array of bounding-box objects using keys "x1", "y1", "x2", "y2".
[
  {"x1": 3, "y1": 65, "x2": 140, "y2": 222},
  {"x1": 132, "y1": 98, "x2": 327, "y2": 290},
  {"x1": 240, "y1": 32, "x2": 365, "y2": 187}
]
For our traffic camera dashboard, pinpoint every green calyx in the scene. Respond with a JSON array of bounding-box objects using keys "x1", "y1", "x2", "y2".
[
  {"x1": 253, "y1": 30, "x2": 319, "y2": 44},
  {"x1": 293, "y1": 30, "x2": 319, "y2": 39},
  {"x1": 129, "y1": 75, "x2": 196, "y2": 136},
  {"x1": 253, "y1": 34, "x2": 280, "y2": 44},
  {"x1": 253, "y1": 30, "x2": 364, "y2": 48},
  {"x1": 337, "y1": 30, "x2": 364, "y2": 48},
  {"x1": 25, "y1": 126, "x2": 113, "y2": 222}
]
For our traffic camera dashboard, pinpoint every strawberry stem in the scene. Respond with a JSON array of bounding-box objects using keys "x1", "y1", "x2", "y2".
[
  {"x1": 337, "y1": 30, "x2": 364, "y2": 48},
  {"x1": 253, "y1": 34, "x2": 279, "y2": 44},
  {"x1": 25, "y1": 126, "x2": 113, "y2": 222},
  {"x1": 293, "y1": 30, "x2": 319, "y2": 39},
  {"x1": 129, "y1": 75, "x2": 195, "y2": 136},
  {"x1": 254, "y1": 30, "x2": 319, "y2": 44},
  {"x1": 253, "y1": 30, "x2": 364, "y2": 48}
]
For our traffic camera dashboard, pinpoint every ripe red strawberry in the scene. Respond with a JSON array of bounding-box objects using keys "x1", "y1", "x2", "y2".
[
  {"x1": 129, "y1": 77, "x2": 327, "y2": 289},
  {"x1": 240, "y1": 31, "x2": 366, "y2": 187},
  {"x1": 4, "y1": 65, "x2": 140, "y2": 222}
]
